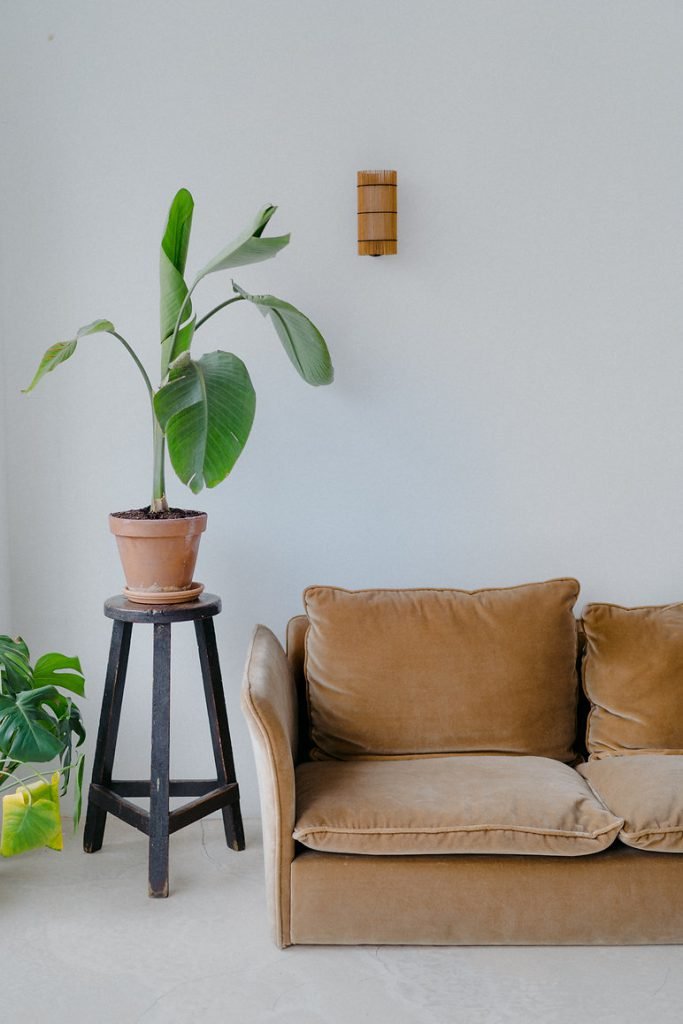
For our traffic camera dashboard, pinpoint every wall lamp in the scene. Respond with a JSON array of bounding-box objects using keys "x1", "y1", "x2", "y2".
[{"x1": 357, "y1": 170, "x2": 397, "y2": 256}]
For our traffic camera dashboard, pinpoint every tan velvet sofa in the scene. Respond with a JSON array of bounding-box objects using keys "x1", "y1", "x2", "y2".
[{"x1": 241, "y1": 582, "x2": 683, "y2": 947}]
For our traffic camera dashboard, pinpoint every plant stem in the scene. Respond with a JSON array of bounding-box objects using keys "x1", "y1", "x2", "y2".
[
  {"x1": 151, "y1": 419, "x2": 168, "y2": 513},
  {"x1": 110, "y1": 332, "x2": 155, "y2": 405},
  {"x1": 194, "y1": 295, "x2": 244, "y2": 331},
  {"x1": 0, "y1": 765, "x2": 50, "y2": 796},
  {"x1": 0, "y1": 760, "x2": 19, "y2": 786},
  {"x1": 0, "y1": 759, "x2": 83, "y2": 796},
  {"x1": 108, "y1": 331, "x2": 166, "y2": 512}
]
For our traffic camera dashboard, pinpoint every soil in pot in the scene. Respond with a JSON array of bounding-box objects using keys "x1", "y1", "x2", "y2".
[{"x1": 111, "y1": 507, "x2": 204, "y2": 520}]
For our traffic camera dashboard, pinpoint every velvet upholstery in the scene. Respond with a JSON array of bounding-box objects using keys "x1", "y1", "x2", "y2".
[
  {"x1": 303, "y1": 581, "x2": 580, "y2": 762},
  {"x1": 290, "y1": 846, "x2": 683, "y2": 945},
  {"x1": 579, "y1": 755, "x2": 683, "y2": 852},
  {"x1": 243, "y1": 605, "x2": 683, "y2": 948},
  {"x1": 240, "y1": 626, "x2": 298, "y2": 948},
  {"x1": 294, "y1": 755, "x2": 622, "y2": 856},
  {"x1": 582, "y1": 602, "x2": 683, "y2": 757}
]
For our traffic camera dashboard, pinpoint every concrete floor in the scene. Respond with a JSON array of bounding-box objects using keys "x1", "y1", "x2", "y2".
[{"x1": 3, "y1": 817, "x2": 683, "y2": 1024}]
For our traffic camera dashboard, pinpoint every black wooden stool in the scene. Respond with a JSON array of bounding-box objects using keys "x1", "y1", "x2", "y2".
[{"x1": 83, "y1": 593, "x2": 244, "y2": 897}]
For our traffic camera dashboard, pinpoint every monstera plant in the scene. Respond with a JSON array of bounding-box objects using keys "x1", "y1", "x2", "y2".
[
  {"x1": 24, "y1": 190, "x2": 333, "y2": 603},
  {"x1": 0, "y1": 635, "x2": 85, "y2": 857}
]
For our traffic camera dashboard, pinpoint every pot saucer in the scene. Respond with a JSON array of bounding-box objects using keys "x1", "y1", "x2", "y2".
[{"x1": 123, "y1": 582, "x2": 205, "y2": 605}]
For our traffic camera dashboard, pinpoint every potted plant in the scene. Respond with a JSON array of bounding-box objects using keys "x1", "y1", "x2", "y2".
[
  {"x1": 24, "y1": 190, "x2": 333, "y2": 602},
  {"x1": 0, "y1": 635, "x2": 85, "y2": 856}
]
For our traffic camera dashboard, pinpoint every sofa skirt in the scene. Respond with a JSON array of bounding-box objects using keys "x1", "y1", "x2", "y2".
[{"x1": 289, "y1": 845, "x2": 683, "y2": 945}]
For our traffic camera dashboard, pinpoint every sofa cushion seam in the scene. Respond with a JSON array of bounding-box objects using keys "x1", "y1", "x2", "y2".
[
  {"x1": 293, "y1": 821, "x2": 623, "y2": 840},
  {"x1": 623, "y1": 825, "x2": 683, "y2": 840}
]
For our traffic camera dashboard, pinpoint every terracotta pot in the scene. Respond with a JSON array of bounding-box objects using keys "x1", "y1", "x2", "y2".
[{"x1": 109, "y1": 512, "x2": 207, "y2": 604}]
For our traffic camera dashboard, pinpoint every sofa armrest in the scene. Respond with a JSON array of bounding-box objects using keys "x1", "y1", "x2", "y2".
[{"x1": 241, "y1": 625, "x2": 298, "y2": 948}]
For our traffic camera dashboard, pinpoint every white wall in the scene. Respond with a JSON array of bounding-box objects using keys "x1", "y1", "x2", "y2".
[
  {"x1": 0, "y1": 337, "x2": 11, "y2": 629},
  {"x1": 3, "y1": 0, "x2": 683, "y2": 813}
]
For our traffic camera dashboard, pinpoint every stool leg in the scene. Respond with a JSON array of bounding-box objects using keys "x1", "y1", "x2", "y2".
[
  {"x1": 84, "y1": 620, "x2": 132, "y2": 853},
  {"x1": 195, "y1": 618, "x2": 245, "y2": 851},
  {"x1": 149, "y1": 622, "x2": 171, "y2": 897}
]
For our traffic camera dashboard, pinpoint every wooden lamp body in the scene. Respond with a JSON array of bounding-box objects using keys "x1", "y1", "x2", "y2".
[{"x1": 357, "y1": 170, "x2": 397, "y2": 256}]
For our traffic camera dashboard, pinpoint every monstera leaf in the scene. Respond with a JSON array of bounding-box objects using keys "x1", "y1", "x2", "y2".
[
  {"x1": 0, "y1": 773, "x2": 63, "y2": 856},
  {"x1": 52, "y1": 694, "x2": 86, "y2": 793},
  {"x1": 23, "y1": 320, "x2": 115, "y2": 393},
  {"x1": 33, "y1": 652, "x2": 85, "y2": 697},
  {"x1": 0, "y1": 636, "x2": 32, "y2": 694},
  {"x1": 0, "y1": 687, "x2": 64, "y2": 763},
  {"x1": 233, "y1": 282, "x2": 333, "y2": 386},
  {"x1": 154, "y1": 350, "x2": 256, "y2": 493}
]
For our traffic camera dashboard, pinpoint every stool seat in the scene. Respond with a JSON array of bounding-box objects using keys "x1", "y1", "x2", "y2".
[
  {"x1": 104, "y1": 593, "x2": 221, "y2": 623},
  {"x1": 84, "y1": 593, "x2": 244, "y2": 897}
]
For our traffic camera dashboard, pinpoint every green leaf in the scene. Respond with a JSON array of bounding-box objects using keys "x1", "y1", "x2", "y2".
[
  {"x1": 73, "y1": 753, "x2": 85, "y2": 830},
  {"x1": 232, "y1": 282, "x2": 333, "y2": 386},
  {"x1": 1, "y1": 773, "x2": 63, "y2": 856},
  {"x1": 68, "y1": 702, "x2": 86, "y2": 749},
  {"x1": 0, "y1": 635, "x2": 29, "y2": 661},
  {"x1": 22, "y1": 320, "x2": 115, "y2": 393},
  {"x1": 22, "y1": 341, "x2": 77, "y2": 393},
  {"x1": 0, "y1": 687, "x2": 64, "y2": 763},
  {"x1": 0, "y1": 636, "x2": 32, "y2": 695},
  {"x1": 160, "y1": 188, "x2": 194, "y2": 342},
  {"x1": 154, "y1": 351, "x2": 256, "y2": 493},
  {"x1": 56, "y1": 699, "x2": 85, "y2": 793},
  {"x1": 192, "y1": 205, "x2": 289, "y2": 287},
  {"x1": 169, "y1": 315, "x2": 196, "y2": 363},
  {"x1": 162, "y1": 188, "x2": 193, "y2": 276},
  {"x1": 77, "y1": 319, "x2": 115, "y2": 338},
  {"x1": 33, "y1": 653, "x2": 85, "y2": 697}
]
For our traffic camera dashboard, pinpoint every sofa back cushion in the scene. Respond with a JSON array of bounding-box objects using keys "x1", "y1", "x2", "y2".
[
  {"x1": 582, "y1": 602, "x2": 683, "y2": 758},
  {"x1": 303, "y1": 580, "x2": 580, "y2": 762}
]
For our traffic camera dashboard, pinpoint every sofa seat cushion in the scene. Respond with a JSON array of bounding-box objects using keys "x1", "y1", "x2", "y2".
[
  {"x1": 578, "y1": 755, "x2": 683, "y2": 852},
  {"x1": 303, "y1": 580, "x2": 580, "y2": 762},
  {"x1": 293, "y1": 755, "x2": 622, "y2": 857},
  {"x1": 582, "y1": 602, "x2": 683, "y2": 758}
]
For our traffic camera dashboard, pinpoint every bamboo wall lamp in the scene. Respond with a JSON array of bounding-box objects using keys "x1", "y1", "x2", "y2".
[{"x1": 357, "y1": 169, "x2": 397, "y2": 255}]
